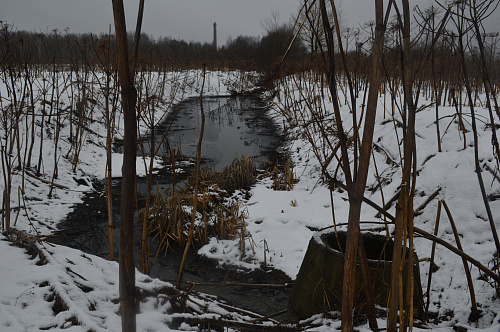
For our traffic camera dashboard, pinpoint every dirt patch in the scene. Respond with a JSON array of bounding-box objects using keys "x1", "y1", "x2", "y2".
[{"x1": 152, "y1": 252, "x2": 292, "y2": 319}]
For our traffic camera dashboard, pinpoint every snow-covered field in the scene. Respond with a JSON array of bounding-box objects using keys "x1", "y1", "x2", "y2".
[{"x1": 1, "y1": 69, "x2": 500, "y2": 331}]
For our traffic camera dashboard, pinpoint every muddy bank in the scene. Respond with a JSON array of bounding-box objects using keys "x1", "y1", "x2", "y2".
[
  {"x1": 49, "y1": 94, "x2": 292, "y2": 319},
  {"x1": 52, "y1": 176, "x2": 292, "y2": 318}
]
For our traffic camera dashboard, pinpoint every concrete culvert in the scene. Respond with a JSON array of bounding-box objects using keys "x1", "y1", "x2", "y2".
[{"x1": 287, "y1": 230, "x2": 424, "y2": 322}]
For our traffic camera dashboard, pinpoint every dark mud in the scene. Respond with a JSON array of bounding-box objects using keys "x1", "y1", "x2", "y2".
[{"x1": 49, "y1": 95, "x2": 292, "y2": 320}]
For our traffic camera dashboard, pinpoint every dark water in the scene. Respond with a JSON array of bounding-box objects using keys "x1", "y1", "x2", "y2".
[
  {"x1": 141, "y1": 95, "x2": 284, "y2": 171},
  {"x1": 49, "y1": 94, "x2": 291, "y2": 319}
]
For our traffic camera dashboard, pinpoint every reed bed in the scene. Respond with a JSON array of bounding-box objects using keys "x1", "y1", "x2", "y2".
[
  {"x1": 141, "y1": 154, "x2": 295, "y2": 268},
  {"x1": 141, "y1": 154, "x2": 257, "y2": 263},
  {"x1": 188, "y1": 154, "x2": 257, "y2": 192}
]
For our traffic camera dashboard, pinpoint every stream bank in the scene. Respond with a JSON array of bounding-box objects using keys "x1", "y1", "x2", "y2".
[{"x1": 49, "y1": 94, "x2": 292, "y2": 320}]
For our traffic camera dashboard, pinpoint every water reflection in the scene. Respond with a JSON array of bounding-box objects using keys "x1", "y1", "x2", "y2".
[
  {"x1": 53, "y1": 95, "x2": 285, "y2": 255},
  {"x1": 144, "y1": 95, "x2": 283, "y2": 171},
  {"x1": 49, "y1": 94, "x2": 290, "y2": 315}
]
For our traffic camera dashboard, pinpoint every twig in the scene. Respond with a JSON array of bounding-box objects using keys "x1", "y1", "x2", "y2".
[
  {"x1": 179, "y1": 317, "x2": 296, "y2": 332},
  {"x1": 25, "y1": 170, "x2": 69, "y2": 190},
  {"x1": 182, "y1": 281, "x2": 293, "y2": 289},
  {"x1": 177, "y1": 65, "x2": 206, "y2": 288},
  {"x1": 375, "y1": 190, "x2": 400, "y2": 219},
  {"x1": 414, "y1": 226, "x2": 500, "y2": 284},
  {"x1": 425, "y1": 199, "x2": 441, "y2": 316},
  {"x1": 441, "y1": 199, "x2": 479, "y2": 320},
  {"x1": 414, "y1": 187, "x2": 441, "y2": 215}
]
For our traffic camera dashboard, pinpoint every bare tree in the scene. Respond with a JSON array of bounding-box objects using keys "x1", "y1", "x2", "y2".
[
  {"x1": 316, "y1": 0, "x2": 387, "y2": 330},
  {"x1": 111, "y1": 0, "x2": 138, "y2": 330},
  {"x1": 449, "y1": 0, "x2": 500, "y2": 270},
  {"x1": 298, "y1": 0, "x2": 344, "y2": 58},
  {"x1": 91, "y1": 30, "x2": 120, "y2": 261}
]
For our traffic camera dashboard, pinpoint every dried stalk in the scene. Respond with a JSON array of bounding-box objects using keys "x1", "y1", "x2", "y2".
[
  {"x1": 425, "y1": 200, "x2": 442, "y2": 316},
  {"x1": 454, "y1": 2, "x2": 500, "y2": 256},
  {"x1": 415, "y1": 226, "x2": 500, "y2": 284},
  {"x1": 441, "y1": 199, "x2": 479, "y2": 321},
  {"x1": 177, "y1": 65, "x2": 206, "y2": 288}
]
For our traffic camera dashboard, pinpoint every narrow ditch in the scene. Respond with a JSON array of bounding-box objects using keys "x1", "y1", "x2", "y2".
[{"x1": 49, "y1": 94, "x2": 292, "y2": 319}]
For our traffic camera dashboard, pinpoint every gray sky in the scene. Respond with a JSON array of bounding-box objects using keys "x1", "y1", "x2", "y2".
[
  {"x1": 2, "y1": 1, "x2": 500, "y2": 45},
  {"x1": 2, "y1": 0, "x2": 302, "y2": 44}
]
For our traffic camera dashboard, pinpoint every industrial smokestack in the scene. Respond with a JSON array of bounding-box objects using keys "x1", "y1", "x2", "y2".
[{"x1": 213, "y1": 22, "x2": 217, "y2": 51}]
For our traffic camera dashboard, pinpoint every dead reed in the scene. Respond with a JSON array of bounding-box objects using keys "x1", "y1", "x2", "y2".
[
  {"x1": 187, "y1": 154, "x2": 257, "y2": 192},
  {"x1": 141, "y1": 154, "x2": 257, "y2": 265},
  {"x1": 258, "y1": 161, "x2": 295, "y2": 191}
]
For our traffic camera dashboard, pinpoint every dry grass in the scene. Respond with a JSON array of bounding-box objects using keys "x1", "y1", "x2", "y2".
[
  {"x1": 141, "y1": 154, "x2": 257, "y2": 263},
  {"x1": 141, "y1": 154, "x2": 294, "y2": 267},
  {"x1": 259, "y1": 161, "x2": 295, "y2": 191},
  {"x1": 187, "y1": 154, "x2": 257, "y2": 192}
]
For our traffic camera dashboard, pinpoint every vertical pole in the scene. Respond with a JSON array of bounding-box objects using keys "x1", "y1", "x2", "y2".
[
  {"x1": 213, "y1": 22, "x2": 217, "y2": 52},
  {"x1": 111, "y1": 0, "x2": 137, "y2": 330}
]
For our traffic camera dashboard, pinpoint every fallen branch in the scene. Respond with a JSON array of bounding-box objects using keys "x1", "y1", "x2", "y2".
[
  {"x1": 143, "y1": 280, "x2": 283, "y2": 324},
  {"x1": 181, "y1": 281, "x2": 293, "y2": 289},
  {"x1": 176, "y1": 317, "x2": 298, "y2": 332},
  {"x1": 327, "y1": 183, "x2": 500, "y2": 284},
  {"x1": 4, "y1": 228, "x2": 100, "y2": 330},
  {"x1": 4, "y1": 228, "x2": 49, "y2": 263},
  {"x1": 414, "y1": 188, "x2": 441, "y2": 215},
  {"x1": 25, "y1": 170, "x2": 69, "y2": 190},
  {"x1": 414, "y1": 226, "x2": 500, "y2": 284}
]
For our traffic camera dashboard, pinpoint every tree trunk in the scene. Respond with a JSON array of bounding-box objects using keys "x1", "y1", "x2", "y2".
[
  {"x1": 111, "y1": 0, "x2": 137, "y2": 331},
  {"x1": 339, "y1": 1, "x2": 385, "y2": 330},
  {"x1": 388, "y1": 1, "x2": 417, "y2": 330}
]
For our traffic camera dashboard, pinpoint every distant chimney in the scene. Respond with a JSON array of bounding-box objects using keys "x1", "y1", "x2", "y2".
[{"x1": 213, "y1": 22, "x2": 217, "y2": 51}]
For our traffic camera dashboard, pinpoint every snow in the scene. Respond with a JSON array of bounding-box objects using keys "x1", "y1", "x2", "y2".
[
  {"x1": 1, "y1": 69, "x2": 500, "y2": 330},
  {"x1": 200, "y1": 77, "x2": 500, "y2": 329}
]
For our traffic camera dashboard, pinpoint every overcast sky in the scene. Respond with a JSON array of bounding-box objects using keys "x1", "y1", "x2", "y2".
[{"x1": 2, "y1": 1, "x2": 500, "y2": 45}]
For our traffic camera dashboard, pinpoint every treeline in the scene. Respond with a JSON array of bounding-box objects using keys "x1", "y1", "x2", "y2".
[
  {"x1": 1, "y1": 15, "x2": 499, "y2": 89},
  {"x1": 0, "y1": 22, "x2": 306, "y2": 73}
]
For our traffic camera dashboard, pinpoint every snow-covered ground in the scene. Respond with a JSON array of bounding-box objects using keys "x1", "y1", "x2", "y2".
[{"x1": 1, "y1": 69, "x2": 500, "y2": 331}]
